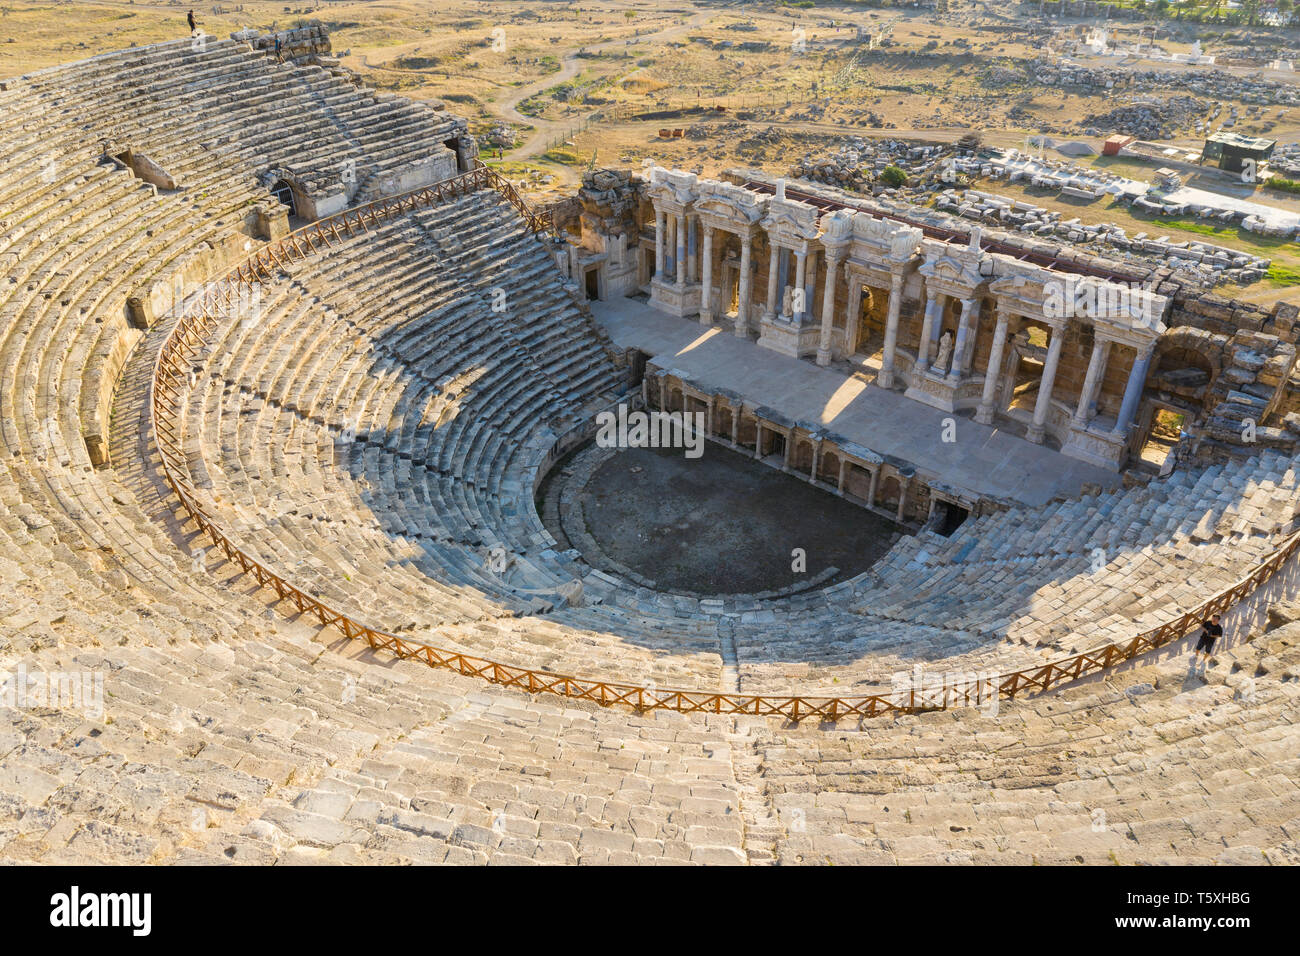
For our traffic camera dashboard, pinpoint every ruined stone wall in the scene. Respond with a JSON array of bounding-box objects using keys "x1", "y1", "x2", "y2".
[
  {"x1": 245, "y1": 21, "x2": 332, "y2": 63},
  {"x1": 578, "y1": 168, "x2": 641, "y2": 241},
  {"x1": 576, "y1": 168, "x2": 643, "y2": 298},
  {"x1": 1165, "y1": 296, "x2": 1299, "y2": 456}
]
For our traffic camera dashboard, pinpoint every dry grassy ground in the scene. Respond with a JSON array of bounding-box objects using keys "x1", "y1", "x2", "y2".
[{"x1": 6, "y1": 0, "x2": 1300, "y2": 296}]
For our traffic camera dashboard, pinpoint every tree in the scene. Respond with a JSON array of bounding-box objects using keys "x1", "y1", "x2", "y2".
[{"x1": 879, "y1": 165, "x2": 908, "y2": 187}]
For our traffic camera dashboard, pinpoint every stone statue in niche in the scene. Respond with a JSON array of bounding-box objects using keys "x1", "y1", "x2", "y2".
[
  {"x1": 934, "y1": 331, "x2": 953, "y2": 375},
  {"x1": 781, "y1": 284, "x2": 793, "y2": 318}
]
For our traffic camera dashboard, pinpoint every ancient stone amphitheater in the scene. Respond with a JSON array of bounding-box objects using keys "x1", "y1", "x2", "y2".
[{"x1": 2, "y1": 28, "x2": 1298, "y2": 866}]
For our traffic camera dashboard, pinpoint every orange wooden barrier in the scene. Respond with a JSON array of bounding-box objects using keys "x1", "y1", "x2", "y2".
[{"x1": 149, "y1": 171, "x2": 1300, "y2": 722}]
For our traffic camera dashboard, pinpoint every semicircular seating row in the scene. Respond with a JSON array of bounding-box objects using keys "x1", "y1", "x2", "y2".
[
  {"x1": 2, "y1": 37, "x2": 1295, "y2": 704},
  {"x1": 0, "y1": 36, "x2": 473, "y2": 630},
  {"x1": 6, "y1": 518, "x2": 1298, "y2": 864},
  {"x1": 0, "y1": 37, "x2": 1296, "y2": 865},
  {"x1": 174, "y1": 182, "x2": 1300, "y2": 698}
]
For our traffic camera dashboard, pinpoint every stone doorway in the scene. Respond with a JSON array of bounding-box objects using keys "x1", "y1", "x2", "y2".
[
  {"x1": 1136, "y1": 403, "x2": 1186, "y2": 473},
  {"x1": 443, "y1": 137, "x2": 467, "y2": 173},
  {"x1": 855, "y1": 284, "x2": 889, "y2": 358},
  {"x1": 1004, "y1": 324, "x2": 1051, "y2": 420},
  {"x1": 270, "y1": 179, "x2": 298, "y2": 216}
]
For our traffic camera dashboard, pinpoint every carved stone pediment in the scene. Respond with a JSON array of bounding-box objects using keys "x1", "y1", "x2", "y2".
[
  {"x1": 846, "y1": 212, "x2": 922, "y2": 261},
  {"x1": 694, "y1": 180, "x2": 764, "y2": 226},
  {"x1": 918, "y1": 252, "x2": 985, "y2": 291},
  {"x1": 822, "y1": 208, "x2": 855, "y2": 242},
  {"x1": 761, "y1": 197, "x2": 820, "y2": 244},
  {"x1": 645, "y1": 165, "x2": 699, "y2": 208}
]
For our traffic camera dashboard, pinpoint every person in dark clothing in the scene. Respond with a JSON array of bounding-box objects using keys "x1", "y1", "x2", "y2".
[
  {"x1": 274, "y1": 35, "x2": 283, "y2": 62},
  {"x1": 187, "y1": 10, "x2": 197, "y2": 34},
  {"x1": 1194, "y1": 613, "x2": 1223, "y2": 669}
]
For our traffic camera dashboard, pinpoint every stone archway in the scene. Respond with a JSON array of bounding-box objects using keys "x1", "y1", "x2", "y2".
[
  {"x1": 736, "y1": 414, "x2": 757, "y2": 452},
  {"x1": 270, "y1": 178, "x2": 298, "y2": 216},
  {"x1": 792, "y1": 438, "x2": 815, "y2": 476},
  {"x1": 843, "y1": 463, "x2": 873, "y2": 503},
  {"x1": 714, "y1": 404, "x2": 735, "y2": 441},
  {"x1": 856, "y1": 285, "x2": 890, "y2": 357},
  {"x1": 819, "y1": 450, "x2": 841, "y2": 486},
  {"x1": 878, "y1": 474, "x2": 902, "y2": 511},
  {"x1": 1151, "y1": 329, "x2": 1223, "y2": 396}
]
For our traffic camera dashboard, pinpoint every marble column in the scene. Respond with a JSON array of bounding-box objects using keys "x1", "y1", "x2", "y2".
[
  {"x1": 960, "y1": 297, "x2": 983, "y2": 376},
  {"x1": 878, "y1": 273, "x2": 905, "y2": 389},
  {"x1": 654, "y1": 209, "x2": 665, "y2": 279},
  {"x1": 1112, "y1": 341, "x2": 1156, "y2": 438},
  {"x1": 916, "y1": 291, "x2": 940, "y2": 374},
  {"x1": 974, "y1": 310, "x2": 1011, "y2": 425},
  {"x1": 675, "y1": 213, "x2": 686, "y2": 290},
  {"x1": 803, "y1": 249, "x2": 818, "y2": 326},
  {"x1": 736, "y1": 234, "x2": 753, "y2": 338},
  {"x1": 666, "y1": 215, "x2": 676, "y2": 277},
  {"x1": 1073, "y1": 336, "x2": 1112, "y2": 428},
  {"x1": 755, "y1": 422, "x2": 764, "y2": 459},
  {"x1": 868, "y1": 467, "x2": 881, "y2": 506},
  {"x1": 699, "y1": 226, "x2": 714, "y2": 325},
  {"x1": 948, "y1": 297, "x2": 979, "y2": 380},
  {"x1": 845, "y1": 282, "x2": 865, "y2": 355},
  {"x1": 1027, "y1": 323, "x2": 1066, "y2": 445},
  {"x1": 686, "y1": 218, "x2": 697, "y2": 284},
  {"x1": 730, "y1": 405, "x2": 739, "y2": 445},
  {"x1": 896, "y1": 479, "x2": 909, "y2": 523},
  {"x1": 817, "y1": 254, "x2": 842, "y2": 366},
  {"x1": 793, "y1": 250, "x2": 808, "y2": 323},
  {"x1": 778, "y1": 247, "x2": 790, "y2": 311},
  {"x1": 763, "y1": 244, "x2": 780, "y2": 323}
]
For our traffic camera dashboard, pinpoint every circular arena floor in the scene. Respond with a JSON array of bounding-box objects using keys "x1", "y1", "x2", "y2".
[{"x1": 548, "y1": 441, "x2": 903, "y2": 595}]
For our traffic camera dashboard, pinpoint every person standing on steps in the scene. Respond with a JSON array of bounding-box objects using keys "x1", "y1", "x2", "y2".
[
  {"x1": 274, "y1": 35, "x2": 283, "y2": 62},
  {"x1": 1193, "y1": 613, "x2": 1223, "y2": 671},
  {"x1": 187, "y1": 10, "x2": 197, "y2": 34}
]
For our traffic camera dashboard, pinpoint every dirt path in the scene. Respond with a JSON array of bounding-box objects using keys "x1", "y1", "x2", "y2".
[
  {"x1": 490, "y1": 2, "x2": 1031, "y2": 183},
  {"x1": 497, "y1": 7, "x2": 715, "y2": 162},
  {"x1": 356, "y1": 53, "x2": 513, "y2": 88}
]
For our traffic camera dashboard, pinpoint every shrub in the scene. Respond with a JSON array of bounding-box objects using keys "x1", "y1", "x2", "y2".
[
  {"x1": 879, "y1": 165, "x2": 908, "y2": 188},
  {"x1": 1265, "y1": 176, "x2": 1300, "y2": 195}
]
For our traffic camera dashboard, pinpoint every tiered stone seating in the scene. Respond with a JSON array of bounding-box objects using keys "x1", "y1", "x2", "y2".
[
  {"x1": 182, "y1": 205, "x2": 1300, "y2": 693},
  {"x1": 743, "y1": 625, "x2": 1300, "y2": 865},
  {"x1": 0, "y1": 35, "x2": 467, "y2": 470},
  {"x1": 9, "y1": 38, "x2": 463, "y2": 211},
  {"x1": 176, "y1": 189, "x2": 740, "y2": 688},
  {"x1": 5, "y1": 523, "x2": 1297, "y2": 864},
  {"x1": 0, "y1": 541, "x2": 751, "y2": 865},
  {"x1": 3, "y1": 35, "x2": 1299, "y2": 866},
  {"x1": 853, "y1": 451, "x2": 1300, "y2": 654}
]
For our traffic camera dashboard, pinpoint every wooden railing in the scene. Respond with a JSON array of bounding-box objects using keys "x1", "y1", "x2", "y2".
[
  {"x1": 150, "y1": 174, "x2": 1300, "y2": 723},
  {"x1": 471, "y1": 158, "x2": 555, "y2": 236}
]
